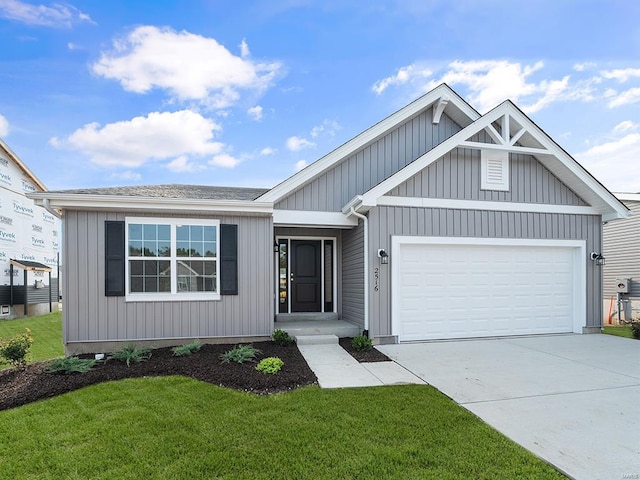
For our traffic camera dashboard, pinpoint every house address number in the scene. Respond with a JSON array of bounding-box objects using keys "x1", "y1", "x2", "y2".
[{"x1": 374, "y1": 267, "x2": 379, "y2": 292}]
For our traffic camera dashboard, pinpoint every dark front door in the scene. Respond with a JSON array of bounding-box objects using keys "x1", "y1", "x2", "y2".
[{"x1": 291, "y1": 240, "x2": 321, "y2": 312}]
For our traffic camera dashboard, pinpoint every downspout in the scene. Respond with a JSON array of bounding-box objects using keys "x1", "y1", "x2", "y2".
[{"x1": 349, "y1": 207, "x2": 369, "y2": 336}]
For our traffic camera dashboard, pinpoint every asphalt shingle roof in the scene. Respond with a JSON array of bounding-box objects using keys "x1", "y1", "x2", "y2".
[{"x1": 50, "y1": 184, "x2": 270, "y2": 201}]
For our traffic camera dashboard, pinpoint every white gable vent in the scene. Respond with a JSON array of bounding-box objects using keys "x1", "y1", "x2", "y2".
[{"x1": 481, "y1": 150, "x2": 510, "y2": 191}]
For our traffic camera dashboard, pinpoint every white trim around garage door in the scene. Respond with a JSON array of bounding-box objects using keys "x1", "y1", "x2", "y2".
[{"x1": 391, "y1": 236, "x2": 587, "y2": 341}]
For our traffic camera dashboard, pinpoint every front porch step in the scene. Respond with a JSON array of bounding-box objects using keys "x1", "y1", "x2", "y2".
[
  {"x1": 276, "y1": 312, "x2": 339, "y2": 322},
  {"x1": 295, "y1": 334, "x2": 338, "y2": 345},
  {"x1": 275, "y1": 319, "x2": 360, "y2": 338}
]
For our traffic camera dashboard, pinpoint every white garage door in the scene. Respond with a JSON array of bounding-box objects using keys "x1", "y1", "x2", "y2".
[{"x1": 393, "y1": 238, "x2": 583, "y2": 342}]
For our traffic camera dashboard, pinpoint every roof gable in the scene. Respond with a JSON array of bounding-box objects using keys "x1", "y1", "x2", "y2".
[
  {"x1": 0, "y1": 138, "x2": 47, "y2": 191},
  {"x1": 350, "y1": 101, "x2": 629, "y2": 221},
  {"x1": 258, "y1": 83, "x2": 479, "y2": 204}
]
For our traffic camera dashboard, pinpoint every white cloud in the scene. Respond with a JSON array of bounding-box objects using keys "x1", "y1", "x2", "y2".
[
  {"x1": 576, "y1": 132, "x2": 640, "y2": 192},
  {"x1": 310, "y1": 119, "x2": 341, "y2": 138},
  {"x1": 294, "y1": 160, "x2": 308, "y2": 171},
  {"x1": 373, "y1": 65, "x2": 432, "y2": 95},
  {"x1": 613, "y1": 121, "x2": 639, "y2": 134},
  {"x1": 0, "y1": 0, "x2": 93, "y2": 27},
  {"x1": 600, "y1": 68, "x2": 640, "y2": 83},
  {"x1": 608, "y1": 87, "x2": 640, "y2": 108},
  {"x1": 286, "y1": 136, "x2": 315, "y2": 151},
  {"x1": 260, "y1": 146, "x2": 276, "y2": 155},
  {"x1": 92, "y1": 26, "x2": 281, "y2": 108},
  {"x1": 209, "y1": 153, "x2": 241, "y2": 168},
  {"x1": 167, "y1": 155, "x2": 205, "y2": 173},
  {"x1": 247, "y1": 105, "x2": 263, "y2": 121},
  {"x1": 111, "y1": 171, "x2": 142, "y2": 182},
  {"x1": 0, "y1": 113, "x2": 9, "y2": 137},
  {"x1": 52, "y1": 110, "x2": 224, "y2": 168},
  {"x1": 574, "y1": 62, "x2": 596, "y2": 72},
  {"x1": 373, "y1": 60, "x2": 601, "y2": 114},
  {"x1": 239, "y1": 38, "x2": 250, "y2": 58},
  {"x1": 425, "y1": 60, "x2": 548, "y2": 112}
]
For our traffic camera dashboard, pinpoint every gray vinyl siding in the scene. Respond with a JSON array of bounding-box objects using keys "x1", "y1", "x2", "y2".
[
  {"x1": 603, "y1": 200, "x2": 640, "y2": 311},
  {"x1": 63, "y1": 210, "x2": 273, "y2": 346},
  {"x1": 368, "y1": 206, "x2": 602, "y2": 337},
  {"x1": 391, "y1": 150, "x2": 588, "y2": 205},
  {"x1": 342, "y1": 219, "x2": 364, "y2": 328},
  {"x1": 276, "y1": 111, "x2": 462, "y2": 212}
]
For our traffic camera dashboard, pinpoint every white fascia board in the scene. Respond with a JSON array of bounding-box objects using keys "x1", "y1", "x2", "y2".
[
  {"x1": 359, "y1": 101, "x2": 629, "y2": 220},
  {"x1": 28, "y1": 193, "x2": 274, "y2": 215},
  {"x1": 378, "y1": 196, "x2": 601, "y2": 216},
  {"x1": 273, "y1": 209, "x2": 358, "y2": 228},
  {"x1": 258, "y1": 84, "x2": 479, "y2": 204},
  {"x1": 499, "y1": 103, "x2": 630, "y2": 221},
  {"x1": 0, "y1": 138, "x2": 47, "y2": 191}
]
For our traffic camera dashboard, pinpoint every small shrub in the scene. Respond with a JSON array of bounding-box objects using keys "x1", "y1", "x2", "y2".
[
  {"x1": 272, "y1": 329, "x2": 293, "y2": 346},
  {"x1": 0, "y1": 328, "x2": 33, "y2": 367},
  {"x1": 352, "y1": 334, "x2": 373, "y2": 352},
  {"x1": 172, "y1": 339, "x2": 202, "y2": 357},
  {"x1": 632, "y1": 322, "x2": 640, "y2": 340},
  {"x1": 220, "y1": 344, "x2": 261, "y2": 364},
  {"x1": 108, "y1": 344, "x2": 152, "y2": 367},
  {"x1": 256, "y1": 357, "x2": 284, "y2": 374},
  {"x1": 48, "y1": 356, "x2": 96, "y2": 374}
]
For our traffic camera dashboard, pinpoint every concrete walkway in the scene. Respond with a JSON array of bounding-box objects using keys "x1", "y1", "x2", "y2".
[
  {"x1": 377, "y1": 334, "x2": 640, "y2": 480},
  {"x1": 296, "y1": 335, "x2": 424, "y2": 388}
]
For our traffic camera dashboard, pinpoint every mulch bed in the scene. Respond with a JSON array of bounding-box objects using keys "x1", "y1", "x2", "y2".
[
  {"x1": 0, "y1": 341, "x2": 317, "y2": 412},
  {"x1": 339, "y1": 337, "x2": 391, "y2": 363},
  {"x1": 0, "y1": 338, "x2": 392, "y2": 412}
]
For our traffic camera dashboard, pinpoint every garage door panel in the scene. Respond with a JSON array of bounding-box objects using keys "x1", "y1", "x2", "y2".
[{"x1": 396, "y1": 243, "x2": 577, "y2": 341}]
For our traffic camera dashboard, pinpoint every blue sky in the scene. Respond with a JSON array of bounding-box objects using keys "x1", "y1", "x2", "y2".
[{"x1": 0, "y1": 0, "x2": 639, "y2": 193}]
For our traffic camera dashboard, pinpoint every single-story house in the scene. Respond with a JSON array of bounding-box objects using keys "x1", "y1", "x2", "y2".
[
  {"x1": 30, "y1": 84, "x2": 629, "y2": 354},
  {"x1": 602, "y1": 193, "x2": 639, "y2": 323}
]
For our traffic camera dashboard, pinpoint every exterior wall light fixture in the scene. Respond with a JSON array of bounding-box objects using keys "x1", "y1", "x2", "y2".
[
  {"x1": 590, "y1": 252, "x2": 605, "y2": 266},
  {"x1": 378, "y1": 249, "x2": 389, "y2": 264}
]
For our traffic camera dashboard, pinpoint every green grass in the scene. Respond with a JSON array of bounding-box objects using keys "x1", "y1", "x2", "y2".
[
  {"x1": 0, "y1": 312, "x2": 62, "y2": 369},
  {"x1": 602, "y1": 325, "x2": 634, "y2": 339},
  {"x1": 0, "y1": 378, "x2": 565, "y2": 479}
]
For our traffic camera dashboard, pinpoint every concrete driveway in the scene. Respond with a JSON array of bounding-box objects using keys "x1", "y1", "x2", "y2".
[{"x1": 377, "y1": 334, "x2": 640, "y2": 480}]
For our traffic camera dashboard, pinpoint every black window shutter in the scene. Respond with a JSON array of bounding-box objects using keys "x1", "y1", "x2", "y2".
[
  {"x1": 105, "y1": 221, "x2": 125, "y2": 296},
  {"x1": 220, "y1": 224, "x2": 238, "y2": 295}
]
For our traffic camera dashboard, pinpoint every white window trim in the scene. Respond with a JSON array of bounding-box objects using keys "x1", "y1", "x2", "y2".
[
  {"x1": 125, "y1": 217, "x2": 221, "y2": 302},
  {"x1": 481, "y1": 149, "x2": 510, "y2": 191}
]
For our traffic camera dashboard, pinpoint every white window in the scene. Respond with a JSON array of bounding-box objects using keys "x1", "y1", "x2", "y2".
[
  {"x1": 125, "y1": 217, "x2": 220, "y2": 301},
  {"x1": 481, "y1": 150, "x2": 510, "y2": 191}
]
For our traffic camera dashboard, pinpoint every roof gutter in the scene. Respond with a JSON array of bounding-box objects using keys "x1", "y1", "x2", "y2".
[
  {"x1": 28, "y1": 193, "x2": 274, "y2": 216},
  {"x1": 42, "y1": 198, "x2": 62, "y2": 219}
]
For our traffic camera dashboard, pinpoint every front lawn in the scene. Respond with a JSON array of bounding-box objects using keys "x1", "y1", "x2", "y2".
[
  {"x1": 602, "y1": 325, "x2": 634, "y2": 339},
  {"x1": 0, "y1": 378, "x2": 565, "y2": 479},
  {"x1": 0, "y1": 312, "x2": 63, "y2": 369}
]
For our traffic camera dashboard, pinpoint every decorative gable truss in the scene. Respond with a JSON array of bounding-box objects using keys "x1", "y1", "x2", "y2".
[{"x1": 347, "y1": 101, "x2": 629, "y2": 222}]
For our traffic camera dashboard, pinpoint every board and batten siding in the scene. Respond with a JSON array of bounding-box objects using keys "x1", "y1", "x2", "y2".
[
  {"x1": 368, "y1": 206, "x2": 603, "y2": 337},
  {"x1": 63, "y1": 210, "x2": 273, "y2": 349},
  {"x1": 603, "y1": 200, "x2": 640, "y2": 317},
  {"x1": 341, "y1": 220, "x2": 364, "y2": 328},
  {"x1": 275, "y1": 111, "x2": 462, "y2": 212},
  {"x1": 390, "y1": 149, "x2": 588, "y2": 205}
]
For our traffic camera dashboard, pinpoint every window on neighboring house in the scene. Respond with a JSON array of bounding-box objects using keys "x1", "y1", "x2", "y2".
[
  {"x1": 126, "y1": 217, "x2": 220, "y2": 301},
  {"x1": 481, "y1": 150, "x2": 510, "y2": 191}
]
